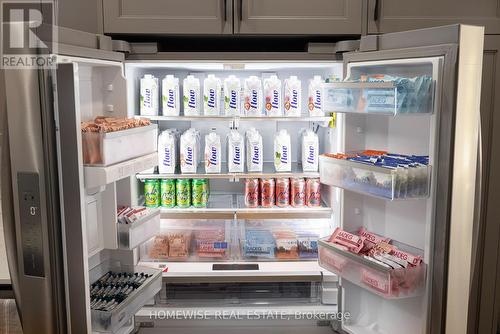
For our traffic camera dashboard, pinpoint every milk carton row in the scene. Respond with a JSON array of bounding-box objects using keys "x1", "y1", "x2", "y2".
[
  {"x1": 140, "y1": 74, "x2": 326, "y2": 117},
  {"x1": 158, "y1": 128, "x2": 319, "y2": 174}
]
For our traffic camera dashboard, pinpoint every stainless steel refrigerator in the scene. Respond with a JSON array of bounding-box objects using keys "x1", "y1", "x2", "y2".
[{"x1": 0, "y1": 24, "x2": 484, "y2": 334}]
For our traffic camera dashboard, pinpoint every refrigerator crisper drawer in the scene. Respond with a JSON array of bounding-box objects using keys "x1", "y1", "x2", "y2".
[
  {"x1": 318, "y1": 238, "x2": 426, "y2": 299},
  {"x1": 117, "y1": 209, "x2": 161, "y2": 250},
  {"x1": 90, "y1": 262, "x2": 162, "y2": 333},
  {"x1": 82, "y1": 124, "x2": 158, "y2": 166},
  {"x1": 319, "y1": 155, "x2": 430, "y2": 200},
  {"x1": 322, "y1": 79, "x2": 434, "y2": 115}
]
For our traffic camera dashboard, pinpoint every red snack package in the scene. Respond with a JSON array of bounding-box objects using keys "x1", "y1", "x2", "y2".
[
  {"x1": 329, "y1": 227, "x2": 365, "y2": 253},
  {"x1": 358, "y1": 227, "x2": 391, "y2": 251},
  {"x1": 389, "y1": 248, "x2": 422, "y2": 266}
]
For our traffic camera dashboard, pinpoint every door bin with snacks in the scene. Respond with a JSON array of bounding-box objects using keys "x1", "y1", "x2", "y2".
[{"x1": 318, "y1": 236, "x2": 426, "y2": 299}]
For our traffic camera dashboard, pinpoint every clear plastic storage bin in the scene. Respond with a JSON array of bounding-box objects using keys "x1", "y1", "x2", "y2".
[
  {"x1": 318, "y1": 238, "x2": 426, "y2": 299},
  {"x1": 140, "y1": 220, "x2": 232, "y2": 261},
  {"x1": 319, "y1": 155, "x2": 431, "y2": 200},
  {"x1": 323, "y1": 77, "x2": 434, "y2": 115},
  {"x1": 239, "y1": 220, "x2": 325, "y2": 261},
  {"x1": 82, "y1": 124, "x2": 158, "y2": 166},
  {"x1": 117, "y1": 209, "x2": 160, "y2": 250},
  {"x1": 89, "y1": 261, "x2": 161, "y2": 332}
]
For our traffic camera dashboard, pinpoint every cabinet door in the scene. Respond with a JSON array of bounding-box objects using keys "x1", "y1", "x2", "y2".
[
  {"x1": 235, "y1": 0, "x2": 362, "y2": 35},
  {"x1": 367, "y1": 0, "x2": 500, "y2": 34},
  {"x1": 103, "y1": 0, "x2": 232, "y2": 34}
]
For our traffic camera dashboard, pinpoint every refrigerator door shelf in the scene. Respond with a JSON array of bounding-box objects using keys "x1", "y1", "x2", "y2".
[
  {"x1": 82, "y1": 124, "x2": 158, "y2": 167},
  {"x1": 136, "y1": 161, "x2": 320, "y2": 180},
  {"x1": 318, "y1": 238, "x2": 426, "y2": 300},
  {"x1": 117, "y1": 209, "x2": 161, "y2": 250},
  {"x1": 319, "y1": 155, "x2": 431, "y2": 200},
  {"x1": 89, "y1": 262, "x2": 162, "y2": 333},
  {"x1": 323, "y1": 79, "x2": 435, "y2": 116},
  {"x1": 85, "y1": 152, "x2": 158, "y2": 189}
]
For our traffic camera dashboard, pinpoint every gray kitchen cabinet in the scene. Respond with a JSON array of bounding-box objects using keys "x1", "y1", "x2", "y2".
[
  {"x1": 367, "y1": 0, "x2": 500, "y2": 34},
  {"x1": 234, "y1": 0, "x2": 363, "y2": 34},
  {"x1": 102, "y1": 0, "x2": 232, "y2": 34}
]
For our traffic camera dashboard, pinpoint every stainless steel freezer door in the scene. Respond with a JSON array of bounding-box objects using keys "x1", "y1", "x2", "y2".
[{"x1": 2, "y1": 67, "x2": 67, "y2": 333}]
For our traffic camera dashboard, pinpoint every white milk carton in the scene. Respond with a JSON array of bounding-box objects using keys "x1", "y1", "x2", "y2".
[
  {"x1": 204, "y1": 130, "x2": 222, "y2": 173},
  {"x1": 180, "y1": 129, "x2": 199, "y2": 173},
  {"x1": 274, "y1": 129, "x2": 292, "y2": 172},
  {"x1": 204, "y1": 74, "x2": 222, "y2": 116},
  {"x1": 162, "y1": 75, "x2": 180, "y2": 116},
  {"x1": 140, "y1": 74, "x2": 159, "y2": 116},
  {"x1": 224, "y1": 75, "x2": 241, "y2": 116},
  {"x1": 284, "y1": 76, "x2": 302, "y2": 117},
  {"x1": 246, "y1": 128, "x2": 263, "y2": 172},
  {"x1": 243, "y1": 76, "x2": 263, "y2": 116},
  {"x1": 264, "y1": 75, "x2": 282, "y2": 117},
  {"x1": 158, "y1": 130, "x2": 177, "y2": 174},
  {"x1": 227, "y1": 130, "x2": 245, "y2": 173},
  {"x1": 308, "y1": 75, "x2": 324, "y2": 116},
  {"x1": 183, "y1": 75, "x2": 201, "y2": 116},
  {"x1": 301, "y1": 129, "x2": 319, "y2": 172}
]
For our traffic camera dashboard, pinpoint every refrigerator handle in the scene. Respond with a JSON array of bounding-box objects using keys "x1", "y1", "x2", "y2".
[
  {"x1": 223, "y1": 0, "x2": 227, "y2": 21},
  {"x1": 374, "y1": 0, "x2": 380, "y2": 22},
  {"x1": 239, "y1": 0, "x2": 243, "y2": 23}
]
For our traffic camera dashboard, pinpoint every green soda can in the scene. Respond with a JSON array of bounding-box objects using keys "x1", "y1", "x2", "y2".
[
  {"x1": 176, "y1": 179, "x2": 191, "y2": 208},
  {"x1": 192, "y1": 179, "x2": 209, "y2": 208},
  {"x1": 144, "y1": 179, "x2": 160, "y2": 208},
  {"x1": 160, "y1": 179, "x2": 176, "y2": 208}
]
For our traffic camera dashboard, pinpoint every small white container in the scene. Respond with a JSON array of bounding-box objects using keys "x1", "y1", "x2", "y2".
[
  {"x1": 243, "y1": 76, "x2": 263, "y2": 116},
  {"x1": 140, "y1": 74, "x2": 159, "y2": 116},
  {"x1": 203, "y1": 74, "x2": 222, "y2": 116},
  {"x1": 118, "y1": 209, "x2": 161, "y2": 249},
  {"x1": 284, "y1": 76, "x2": 302, "y2": 117},
  {"x1": 224, "y1": 75, "x2": 242, "y2": 116},
  {"x1": 264, "y1": 75, "x2": 282, "y2": 116},
  {"x1": 308, "y1": 75, "x2": 324, "y2": 116},
  {"x1": 162, "y1": 75, "x2": 180, "y2": 116},
  {"x1": 183, "y1": 75, "x2": 201, "y2": 116}
]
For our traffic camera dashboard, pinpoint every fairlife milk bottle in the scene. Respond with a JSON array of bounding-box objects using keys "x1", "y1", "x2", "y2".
[
  {"x1": 204, "y1": 130, "x2": 222, "y2": 173},
  {"x1": 227, "y1": 130, "x2": 245, "y2": 173},
  {"x1": 301, "y1": 129, "x2": 319, "y2": 172},
  {"x1": 162, "y1": 75, "x2": 180, "y2": 116},
  {"x1": 308, "y1": 75, "x2": 324, "y2": 116},
  {"x1": 183, "y1": 75, "x2": 201, "y2": 116},
  {"x1": 264, "y1": 75, "x2": 282, "y2": 116},
  {"x1": 204, "y1": 74, "x2": 222, "y2": 116},
  {"x1": 243, "y1": 76, "x2": 263, "y2": 116},
  {"x1": 284, "y1": 76, "x2": 302, "y2": 117},
  {"x1": 224, "y1": 75, "x2": 242, "y2": 116},
  {"x1": 140, "y1": 74, "x2": 159, "y2": 116},
  {"x1": 246, "y1": 128, "x2": 263, "y2": 172},
  {"x1": 274, "y1": 129, "x2": 292, "y2": 172},
  {"x1": 158, "y1": 130, "x2": 177, "y2": 174}
]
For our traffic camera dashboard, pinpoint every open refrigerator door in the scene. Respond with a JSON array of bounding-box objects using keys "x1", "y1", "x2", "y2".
[{"x1": 2, "y1": 24, "x2": 482, "y2": 334}]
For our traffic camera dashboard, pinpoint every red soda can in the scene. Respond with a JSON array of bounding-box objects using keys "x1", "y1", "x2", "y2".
[
  {"x1": 245, "y1": 178, "x2": 259, "y2": 208},
  {"x1": 260, "y1": 178, "x2": 275, "y2": 208},
  {"x1": 306, "y1": 178, "x2": 321, "y2": 207},
  {"x1": 276, "y1": 178, "x2": 290, "y2": 207},
  {"x1": 291, "y1": 178, "x2": 306, "y2": 207}
]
